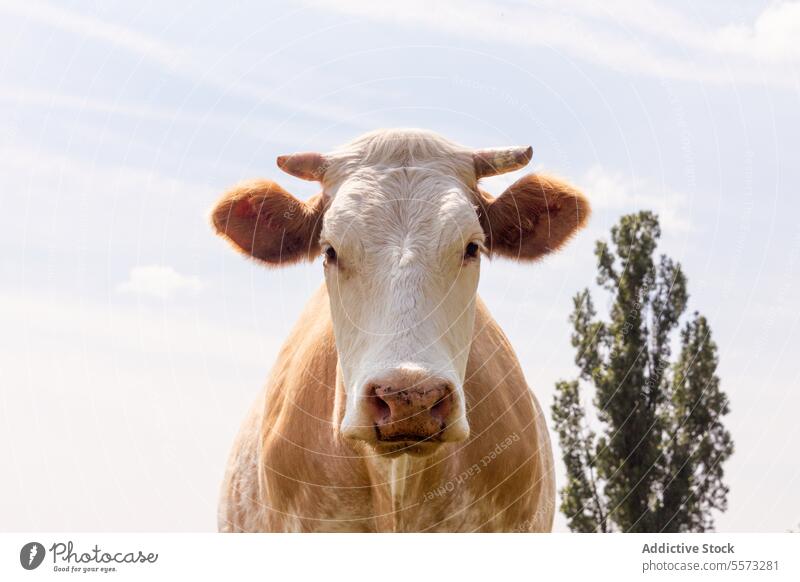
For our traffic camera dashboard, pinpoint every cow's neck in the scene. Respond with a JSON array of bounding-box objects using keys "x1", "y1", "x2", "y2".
[
  {"x1": 365, "y1": 449, "x2": 448, "y2": 532},
  {"x1": 388, "y1": 455, "x2": 410, "y2": 512}
]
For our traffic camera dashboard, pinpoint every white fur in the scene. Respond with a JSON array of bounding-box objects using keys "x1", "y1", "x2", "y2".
[{"x1": 320, "y1": 129, "x2": 483, "y2": 442}]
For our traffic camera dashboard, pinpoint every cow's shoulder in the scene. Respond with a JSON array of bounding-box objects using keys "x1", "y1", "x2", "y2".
[
  {"x1": 458, "y1": 296, "x2": 555, "y2": 530},
  {"x1": 221, "y1": 285, "x2": 373, "y2": 531},
  {"x1": 465, "y1": 296, "x2": 535, "y2": 435}
]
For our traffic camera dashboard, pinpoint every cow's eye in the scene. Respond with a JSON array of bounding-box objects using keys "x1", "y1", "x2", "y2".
[
  {"x1": 464, "y1": 242, "x2": 480, "y2": 260},
  {"x1": 323, "y1": 245, "x2": 338, "y2": 265}
]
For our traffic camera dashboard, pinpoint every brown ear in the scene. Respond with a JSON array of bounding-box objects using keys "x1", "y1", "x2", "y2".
[
  {"x1": 478, "y1": 173, "x2": 590, "y2": 260},
  {"x1": 210, "y1": 179, "x2": 326, "y2": 265}
]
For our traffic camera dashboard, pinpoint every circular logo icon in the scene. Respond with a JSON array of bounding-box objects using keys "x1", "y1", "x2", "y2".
[{"x1": 20, "y1": 542, "x2": 46, "y2": 570}]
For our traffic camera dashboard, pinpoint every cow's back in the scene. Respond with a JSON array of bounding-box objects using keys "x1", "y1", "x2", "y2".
[{"x1": 218, "y1": 286, "x2": 555, "y2": 532}]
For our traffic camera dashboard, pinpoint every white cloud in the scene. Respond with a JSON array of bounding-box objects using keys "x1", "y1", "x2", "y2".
[
  {"x1": 309, "y1": 0, "x2": 800, "y2": 88},
  {"x1": 117, "y1": 265, "x2": 204, "y2": 299},
  {"x1": 580, "y1": 164, "x2": 693, "y2": 232},
  {"x1": 712, "y1": 1, "x2": 800, "y2": 63}
]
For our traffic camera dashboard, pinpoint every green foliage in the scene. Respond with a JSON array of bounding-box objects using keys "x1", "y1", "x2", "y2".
[{"x1": 552, "y1": 211, "x2": 733, "y2": 532}]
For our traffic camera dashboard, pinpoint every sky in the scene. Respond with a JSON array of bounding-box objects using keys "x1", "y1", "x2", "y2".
[{"x1": 0, "y1": 0, "x2": 798, "y2": 532}]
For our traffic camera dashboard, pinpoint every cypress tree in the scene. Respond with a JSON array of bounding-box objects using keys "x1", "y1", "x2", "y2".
[{"x1": 552, "y1": 211, "x2": 733, "y2": 532}]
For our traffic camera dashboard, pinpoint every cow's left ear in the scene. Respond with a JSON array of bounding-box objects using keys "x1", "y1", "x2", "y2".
[
  {"x1": 477, "y1": 173, "x2": 590, "y2": 261},
  {"x1": 210, "y1": 179, "x2": 326, "y2": 265}
]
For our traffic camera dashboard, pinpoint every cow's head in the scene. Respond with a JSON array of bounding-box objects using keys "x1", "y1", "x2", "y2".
[{"x1": 211, "y1": 129, "x2": 589, "y2": 457}]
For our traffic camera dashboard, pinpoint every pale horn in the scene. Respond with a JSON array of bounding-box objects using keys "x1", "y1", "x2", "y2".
[
  {"x1": 473, "y1": 146, "x2": 533, "y2": 178},
  {"x1": 276, "y1": 152, "x2": 328, "y2": 181}
]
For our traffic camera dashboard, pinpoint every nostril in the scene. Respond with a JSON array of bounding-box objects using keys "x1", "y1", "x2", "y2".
[
  {"x1": 368, "y1": 385, "x2": 392, "y2": 423},
  {"x1": 429, "y1": 388, "x2": 452, "y2": 422}
]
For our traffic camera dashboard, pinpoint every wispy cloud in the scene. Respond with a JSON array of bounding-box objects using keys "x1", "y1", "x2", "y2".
[
  {"x1": 0, "y1": 0, "x2": 370, "y2": 127},
  {"x1": 117, "y1": 265, "x2": 204, "y2": 299},
  {"x1": 0, "y1": 0, "x2": 185, "y2": 69},
  {"x1": 0, "y1": 290, "x2": 283, "y2": 371},
  {"x1": 0, "y1": 85, "x2": 325, "y2": 149},
  {"x1": 309, "y1": 0, "x2": 800, "y2": 88},
  {"x1": 0, "y1": 142, "x2": 214, "y2": 208},
  {"x1": 580, "y1": 163, "x2": 692, "y2": 232},
  {"x1": 0, "y1": 142, "x2": 217, "y2": 261}
]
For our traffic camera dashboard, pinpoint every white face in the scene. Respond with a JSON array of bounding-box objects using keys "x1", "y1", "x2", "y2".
[{"x1": 321, "y1": 163, "x2": 482, "y2": 450}]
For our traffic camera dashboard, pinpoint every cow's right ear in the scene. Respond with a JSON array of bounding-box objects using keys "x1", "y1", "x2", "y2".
[{"x1": 210, "y1": 179, "x2": 326, "y2": 265}]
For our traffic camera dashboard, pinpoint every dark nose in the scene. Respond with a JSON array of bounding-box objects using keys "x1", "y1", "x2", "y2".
[{"x1": 367, "y1": 374, "x2": 453, "y2": 441}]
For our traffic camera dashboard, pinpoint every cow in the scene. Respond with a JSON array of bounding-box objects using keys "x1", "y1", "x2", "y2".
[{"x1": 211, "y1": 129, "x2": 589, "y2": 532}]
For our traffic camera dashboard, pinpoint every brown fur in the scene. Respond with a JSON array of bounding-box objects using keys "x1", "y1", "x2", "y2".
[
  {"x1": 218, "y1": 286, "x2": 555, "y2": 532},
  {"x1": 476, "y1": 173, "x2": 590, "y2": 260},
  {"x1": 210, "y1": 179, "x2": 327, "y2": 264}
]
